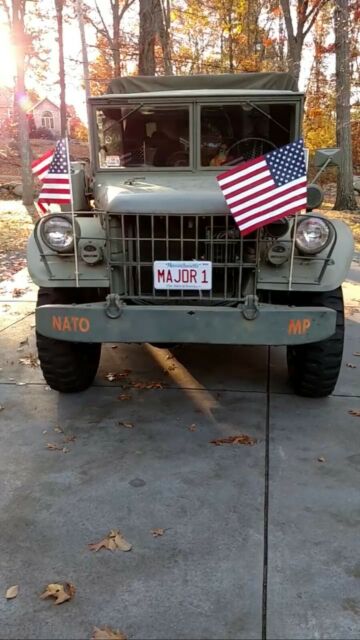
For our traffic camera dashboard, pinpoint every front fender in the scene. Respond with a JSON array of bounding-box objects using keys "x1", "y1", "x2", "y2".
[
  {"x1": 258, "y1": 218, "x2": 354, "y2": 292},
  {"x1": 27, "y1": 216, "x2": 110, "y2": 288}
]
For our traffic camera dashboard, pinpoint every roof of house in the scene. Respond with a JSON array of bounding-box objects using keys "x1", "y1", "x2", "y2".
[{"x1": 27, "y1": 97, "x2": 59, "y2": 113}]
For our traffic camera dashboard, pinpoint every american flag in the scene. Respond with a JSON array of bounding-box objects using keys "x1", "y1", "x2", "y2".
[
  {"x1": 35, "y1": 139, "x2": 71, "y2": 215},
  {"x1": 217, "y1": 139, "x2": 307, "y2": 236},
  {"x1": 31, "y1": 147, "x2": 54, "y2": 181}
]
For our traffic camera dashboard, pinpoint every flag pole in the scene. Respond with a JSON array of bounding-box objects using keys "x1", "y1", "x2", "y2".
[
  {"x1": 288, "y1": 213, "x2": 298, "y2": 291},
  {"x1": 65, "y1": 135, "x2": 79, "y2": 288}
]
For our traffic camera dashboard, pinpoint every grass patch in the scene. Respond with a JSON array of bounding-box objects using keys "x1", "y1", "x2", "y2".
[{"x1": 0, "y1": 205, "x2": 33, "y2": 252}]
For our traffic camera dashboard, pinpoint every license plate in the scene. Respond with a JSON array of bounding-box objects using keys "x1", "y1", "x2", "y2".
[{"x1": 153, "y1": 261, "x2": 212, "y2": 290}]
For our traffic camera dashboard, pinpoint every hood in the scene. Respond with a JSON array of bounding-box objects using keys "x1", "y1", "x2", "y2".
[{"x1": 93, "y1": 172, "x2": 229, "y2": 215}]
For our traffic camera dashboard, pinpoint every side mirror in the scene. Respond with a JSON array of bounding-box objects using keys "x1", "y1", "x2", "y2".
[
  {"x1": 307, "y1": 184, "x2": 324, "y2": 210},
  {"x1": 314, "y1": 148, "x2": 342, "y2": 168}
]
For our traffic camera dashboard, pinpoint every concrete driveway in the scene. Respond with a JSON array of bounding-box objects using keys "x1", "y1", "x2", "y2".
[{"x1": 0, "y1": 264, "x2": 359, "y2": 640}]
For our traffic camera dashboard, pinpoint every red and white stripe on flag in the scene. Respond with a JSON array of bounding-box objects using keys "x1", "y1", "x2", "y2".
[
  {"x1": 216, "y1": 139, "x2": 307, "y2": 236},
  {"x1": 31, "y1": 148, "x2": 54, "y2": 181},
  {"x1": 36, "y1": 139, "x2": 72, "y2": 216}
]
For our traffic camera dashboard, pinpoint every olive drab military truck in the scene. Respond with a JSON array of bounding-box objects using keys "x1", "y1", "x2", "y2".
[{"x1": 27, "y1": 73, "x2": 354, "y2": 396}]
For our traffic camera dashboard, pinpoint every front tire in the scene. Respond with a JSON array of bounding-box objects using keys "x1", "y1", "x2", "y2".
[
  {"x1": 36, "y1": 288, "x2": 101, "y2": 393},
  {"x1": 287, "y1": 287, "x2": 344, "y2": 398}
]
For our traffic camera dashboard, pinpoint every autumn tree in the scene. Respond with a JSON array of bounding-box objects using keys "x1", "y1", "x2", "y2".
[
  {"x1": 334, "y1": 0, "x2": 357, "y2": 210},
  {"x1": 303, "y1": 5, "x2": 336, "y2": 152},
  {"x1": 138, "y1": 0, "x2": 172, "y2": 74},
  {"x1": 169, "y1": 0, "x2": 284, "y2": 76},
  {"x1": 279, "y1": 0, "x2": 330, "y2": 81},
  {"x1": 84, "y1": 0, "x2": 136, "y2": 77}
]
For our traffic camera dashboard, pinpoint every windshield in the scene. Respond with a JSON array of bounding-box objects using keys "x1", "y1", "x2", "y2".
[
  {"x1": 95, "y1": 101, "x2": 296, "y2": 170},
  {"x1": 200, "y1": 103, "x2": 295, "y2": 167},
  {"x1": 96, "y1": 105, "x2": 190, "y2": 168}
]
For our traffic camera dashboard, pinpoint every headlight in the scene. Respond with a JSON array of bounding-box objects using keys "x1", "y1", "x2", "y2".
[
  {"x1": 40, "y1": 215, "x2": 79, "y2": 253},
  {"x1": 295, "y1": 217, "x2": 331, "y2": 255}
]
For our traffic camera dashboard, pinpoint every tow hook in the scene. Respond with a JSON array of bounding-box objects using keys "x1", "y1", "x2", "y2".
[
  {"x1": 105, "y1": 294, "x2": 125, "y2": 319},
  {"x1": 241, "y1": 295, "x2": 259, "y2": 321}
]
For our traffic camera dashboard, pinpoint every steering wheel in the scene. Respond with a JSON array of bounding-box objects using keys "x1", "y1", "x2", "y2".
[{"x1": 226, "y1": 137, "x2": 278, "y2": 165}]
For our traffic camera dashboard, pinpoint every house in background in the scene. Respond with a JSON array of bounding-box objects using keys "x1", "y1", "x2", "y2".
[{"x1": 27, "y1": 97, "x2": 63, "y2": 138}]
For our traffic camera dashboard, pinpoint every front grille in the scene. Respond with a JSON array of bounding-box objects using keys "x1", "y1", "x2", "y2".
[{"x1": 108, "y1": 214, "x2": 258, "y2": 303}]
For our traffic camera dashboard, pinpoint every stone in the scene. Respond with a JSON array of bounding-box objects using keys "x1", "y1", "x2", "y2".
[{"x1": 12, "y1": 184, "x2": 23, "y2": 197}]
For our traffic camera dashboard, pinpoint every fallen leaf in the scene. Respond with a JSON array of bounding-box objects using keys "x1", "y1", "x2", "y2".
[
  {"x1": 111, "y1": 345, "x2": 118, "y2": 349},
  {"x1": 188, "y1": 424, "x2": 197, "y2": 432},
  {"x1": 5, "y1": 585, "x2": 18, "y2": 599},
  {"x1": 349, "y1": 410, "x2": 360, "y2": 417},
  {"x1": 317, "y1": 456, "x2": 326, "y2": 463},
  {"x1": 12, "y1": 287, "x2": 25, "y2": 297},
  {"x1": 346, "y1": 363, "x2": 357, "y2": 368},
  {"x1": 0, "y1": 405, "x2": 4, "y2": 411},
  {"x1": 19, "y1": 337, "x2": 29, "y2": 347},
  {"x1": 353, "y1": 352, "x2": 360, "y2": 357},
  {"x1": 118, "y1": 421, "x2": 134, "y2": 429},
  {"x1": 118, "y1": 394, "x2": 131, "y2": 401},
  {"x1": 62, "y1": 447, "x2": 69, "y2": 454},
  {"x1": 106, "y1": 370, "x2": 131, "y2": 382},
  {"x1": 131, "y1": 380, "x2": 165, "y2": 390},
  {"x1": 131, "y1": 381, "x2": 146, "y2": 389},
  {"x1": 18, "y1": 353, "x2": 39, "y2": 368},
  {"x1": 46, "y1": 443, "x2": 64, "y2": 451},
  {"x1": 92, "y1": 627, "x2": 127, "y2": 640},
  {"x1": 113, "y1": 531, "x2": 132, "y2": 551},
  {"x1": 210, "y1": 434, "x2": 257, "y2": 446},
  {"x1": 88, "y1": 530, "x2": 132, "y2": 553},
  {"x1": 63, "y1": 435, "x2": 76, "y2": 443},
  {"x1": 54, "y1": 426, "x2": 63, "y2": 433},
  {"x1": 151, "y1": 528, "x2": 165, "y2": 537},
  {"x1": 40, "y1": 582, "x2": 75, "y2": 605}
]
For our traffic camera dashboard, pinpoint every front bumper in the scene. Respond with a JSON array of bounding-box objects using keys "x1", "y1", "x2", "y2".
[{"x1": 36, "y1": 302, "x2": 337, "y2": 346}]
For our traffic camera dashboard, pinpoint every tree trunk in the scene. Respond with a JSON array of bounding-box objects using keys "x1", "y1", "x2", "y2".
[
  {"x1": 334, "y1": 0, "x2": 357, "y2": 210},
  {"x1": 111, "y1": 0, "x2": 121, "y2": 76},
  {"x1": 55, "y1": 0, "x2": 67, "y2": 137},
  {"x1": 139, "y1": 0, "x2": 156, "y2": 74},
  {"x1": 286, "y1": 37, "x2": 303, "y2": 83},
  {"x1": 75, "y1": 0, "x2": 91, "y2": 102},
  {"x1": 157, "y1": 0, "x2": 172, "y2": 74},
  {"x1": 12, "y1": 0, "x2": 33, "y2": 206}
]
